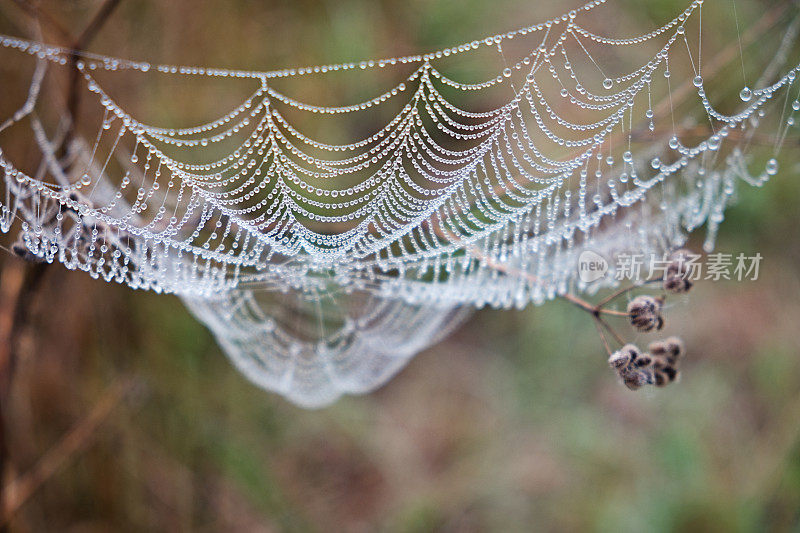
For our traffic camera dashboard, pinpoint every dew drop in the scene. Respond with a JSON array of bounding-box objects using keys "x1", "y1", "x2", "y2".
[
  {"x1": 766, "y1": 158, "x2": 779, "y2": 175},
  {"x1": 739, "y1": 86, "x2": 752, "y2": 102},
  {"x1": 502, "y1": 68, "x2": 512, "y2": 78},
  {"x1": 602, "y1": 78, "x2": 613, "y2": 90},
  {"x1": 693, "y1": 75, "x2": 703, "y2": 87},
  {"x1": 650, "y1": 157, "x2": 661, "y2": 169},
  {"x1": 793, "y1": 100, "x2": 800, "y2": 111},
  {"x1": 668, "y1": 136, "x2": 679, "y2": 149}
]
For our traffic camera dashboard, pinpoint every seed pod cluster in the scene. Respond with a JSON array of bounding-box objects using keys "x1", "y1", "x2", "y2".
[{"x1": 608, "y1": 337, "x2": 685, "y2": 390}]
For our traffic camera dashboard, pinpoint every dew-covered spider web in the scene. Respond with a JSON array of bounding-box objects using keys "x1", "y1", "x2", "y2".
[{"x1": 1, "y1": 0, "x2": 799, "y2": 406}]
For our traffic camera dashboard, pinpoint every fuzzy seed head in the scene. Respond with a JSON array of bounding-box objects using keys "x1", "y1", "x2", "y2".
[
  {"x1": 664, "y1": 274, "x2": 693, "y2": 294},
  {"x1": 627, "y1": 295, "x2": 664, "y2": 332},
  {"x1": 622, "y1": 368, "x2": 654, "y2": 390},
  {"x1": 609, "y1": 344, "x2": 640, "y2": 369},
  {"x1": 648, "y1": 336, "x2": 684, "y2": 365},
  {"x1": 663, "y1": 249, "x2": 695, "y2": 294}
]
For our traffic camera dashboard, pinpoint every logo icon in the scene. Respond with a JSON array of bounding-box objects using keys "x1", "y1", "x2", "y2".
[{"x1": 578, "y1": 250, "x2": 609, "y2": 283}]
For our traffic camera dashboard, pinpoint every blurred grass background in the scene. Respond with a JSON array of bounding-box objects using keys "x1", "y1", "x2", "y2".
[{"x1": 1, "y1": 0, "x2": 800, "y2": 531}]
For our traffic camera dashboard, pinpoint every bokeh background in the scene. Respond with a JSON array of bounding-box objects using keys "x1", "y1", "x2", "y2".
[{"x1": 1, "y1": 0, "x2": 800, "y2": 531}]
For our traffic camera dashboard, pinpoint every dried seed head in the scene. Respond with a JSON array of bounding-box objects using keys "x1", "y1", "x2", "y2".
[
  {"x1": 648, "y1": 336, "x2": 684, "y2": 365},
  {"x1": 664, "y1": 274, "x2": 693, "y2": 294},
  {"x1": 663, "y1": 336, "x2": 684, "y2": 358},
  {"x1": 627, "y1": 295, "x2": 664, "y2": 332},
  {"x1": 652, "y1": 367, "x2": 679, "y2": 387},
  {"x1": 661, "y1": 366, "x2": 680, "y2": 383},
  {"x1": 621, "y1": 367, "x2": 654, "y2": 390},
  {"x1": 663, "y1": 249, "x2": 695, "y2": 294},
  {"x1": 609, "y1": 344, "x2": 640, "y2": 369},
  {"x1": 633, "y1": 353, "x2": 653, "y2": 368}
]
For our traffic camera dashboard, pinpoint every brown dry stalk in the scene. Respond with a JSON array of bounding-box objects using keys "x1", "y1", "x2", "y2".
[
  {"x1": 0, "y1": 1, "x2": 124, "y2": 527},
  {"x1": 0, "y1": 379, "x2": 134, "y2": 526}
]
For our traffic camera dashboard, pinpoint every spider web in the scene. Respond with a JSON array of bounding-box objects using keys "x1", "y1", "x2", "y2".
[{"x1": 1, "y1": 0, "x2": 798, "y2": 406}]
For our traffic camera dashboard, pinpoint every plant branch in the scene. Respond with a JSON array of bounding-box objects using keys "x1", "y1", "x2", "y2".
[{"x1": 1, "y1": 379, "x2": 133, "y2": 526}]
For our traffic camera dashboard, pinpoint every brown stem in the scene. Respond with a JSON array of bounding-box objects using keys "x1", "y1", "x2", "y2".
[
  {"x1": 596, "y1": 315, "x2": 626, "y2": 347},
  {"x1": 0, "y1": 1, "x2": 123, "y2": 527},
  {"x1": 9, "y1": 0, "x2": 73, "y2": 44},
  {"x1": 593, "y1": 318, "x2": 613, "y2": 356},
  {"x1": 595, "y1": 278, "x2": 660, "y2": 309},
  {"x1": 0, "y1": 262, "x2": 47, "y2": 532},
  {"x1": 597, "y1": 308, "x2": 629, "y2": 317},
  {"x1": 1, "y1": 379, "x2": 132, "y2": 526},
  {"x1": 64, "y1": 0, "x2": 123, "y2": 150}
]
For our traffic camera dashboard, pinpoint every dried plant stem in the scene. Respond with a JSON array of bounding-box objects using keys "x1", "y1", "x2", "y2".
[
  {"x1": 0, "y1": 379, "x2": 133, "y2": 526},
  {"x1": 0, "y1": 261, "x2": 47, "y2": 532},
  {"x1": 595, "y1": 278, "x2": 660, "y2": 309},
  {"x1": 595, "y1": 315, "x2": 626, "y2": 346},
  {"x1": 469, "y1": 247, "x2": 649, "y2": 355},
  {"x1": 593, "y1": 318, "x2": 614, "y2": 356},
  {"x1": 0, "y1": 2, "x2": 123, "y2": 528}
]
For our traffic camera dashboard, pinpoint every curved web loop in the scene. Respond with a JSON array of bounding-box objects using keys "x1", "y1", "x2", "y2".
[{"x1": 1, "y1": 0, "x2": 799, "y2": 405}]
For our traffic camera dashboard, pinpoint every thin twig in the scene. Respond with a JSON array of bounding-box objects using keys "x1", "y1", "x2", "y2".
[
  {"x1": 596, "y1": 315, "x2": 626, "y2": 346},
  {"x1": 595, "y1": 278, "x2": 660, "y2": 309},
  {"x1": 1, "y1": 379, "x2": 133, "y2": 526},
  {"x1": 593, "y1": 318, "x2": 613, "y2": 356},
  {"x1": 0, "y1": 1, "x2": 123, "y2": 526}
]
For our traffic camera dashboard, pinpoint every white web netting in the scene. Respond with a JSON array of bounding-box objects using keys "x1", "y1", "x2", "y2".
[{"x1": 1, "y1": 0, "x2": 798, "y2": 406}]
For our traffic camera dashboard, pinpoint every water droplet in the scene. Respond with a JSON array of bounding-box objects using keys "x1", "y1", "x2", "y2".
[
  {"x1": 651, "y1": 157, "x2": 661, "y2": 169},
  {"x1": 677, "y1": 25, "x2": 685, "y2": 34},
  {"x1": 707, "y1": 135, "x2": 721, "y2": 150},
  {"x1": 663, "y1": 70, "x2": 670, "y2": 78},
  {"x1": 526, "y1": 73, "x2": 535, "y2": 83},
  {"x1": 793, "y1": 100, "x2": 800, "y2": 111},
  {"x1": 739, "y1": 86, "x2": 752, "y2": 102},
  {"x1": 602, "y1": 78, "x2": 613, "y2": 89},
  {"x1": 645, "y1": 109, "x2": 654, "y2": 119},
  {"x1": 766, "y1": 158, "x2": 779, "y2": 175},
  {"x1": 668, "y1": 136, "x2": 679, "y2": 149},
  {"x1": 693, "y1": 75, "x2": 703, "y2": 87},
  {"x1": 623, "y1": 151, "x2": 633, "y2": 163},
  {"x1": 502, "y1": 68, "x2": 512, "y2": 78}
]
